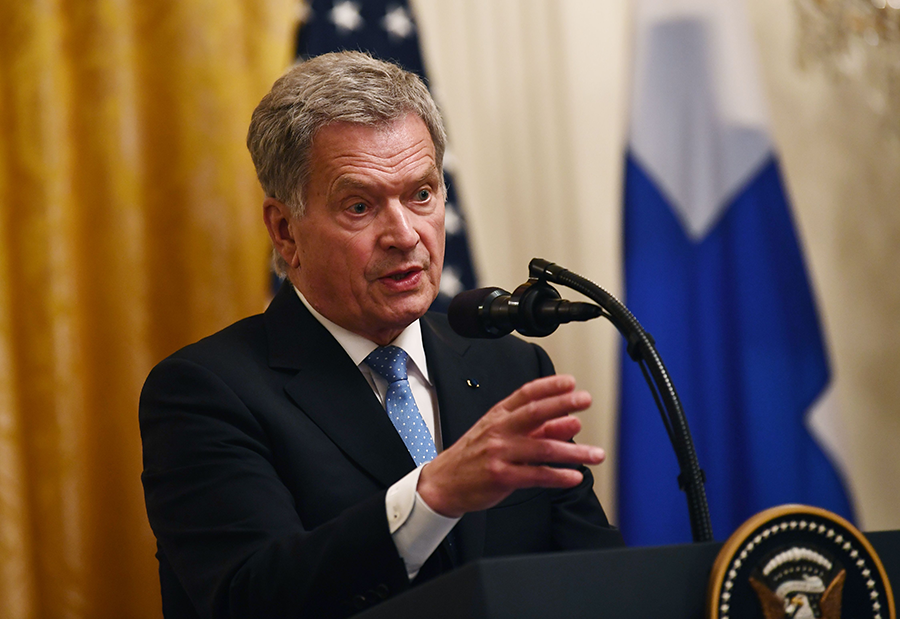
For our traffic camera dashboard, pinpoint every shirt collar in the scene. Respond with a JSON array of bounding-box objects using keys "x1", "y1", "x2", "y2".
[{"x1": 293, "y1": 286, "x2": 431, "y2": 385}]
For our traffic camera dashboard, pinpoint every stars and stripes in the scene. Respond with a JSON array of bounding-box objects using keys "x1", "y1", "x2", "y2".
[{"x1": 329, "y1": 1, "x2": 364, "y2": 33}]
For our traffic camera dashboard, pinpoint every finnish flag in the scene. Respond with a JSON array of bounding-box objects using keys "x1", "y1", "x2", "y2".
[{"x1": 618, "y1": 0, "x2": 855, "y2": 545}]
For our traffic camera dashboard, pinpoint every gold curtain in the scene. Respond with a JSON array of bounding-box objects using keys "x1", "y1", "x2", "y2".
[{"x1": 0, "y1": 1, "x2": 296, "y2": 617}]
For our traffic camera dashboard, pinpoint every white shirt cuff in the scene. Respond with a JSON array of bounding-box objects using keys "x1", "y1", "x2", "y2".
[{"x1": 386, "y1": 466, "x2": 460, "y2": 580}]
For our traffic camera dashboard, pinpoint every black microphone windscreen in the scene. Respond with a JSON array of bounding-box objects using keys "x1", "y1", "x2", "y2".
[{"x1": 448, "y1": 287, "x2": 504, "y2": 338}]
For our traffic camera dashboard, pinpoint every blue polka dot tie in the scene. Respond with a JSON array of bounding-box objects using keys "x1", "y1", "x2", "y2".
[{"x1": 366, "y1": 346, "x2": 437, "y2": 466}]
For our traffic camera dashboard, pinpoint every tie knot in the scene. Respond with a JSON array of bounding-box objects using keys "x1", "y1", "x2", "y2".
[{"x1": 365, "y1": 345, "x2": 410, "y2": 384}]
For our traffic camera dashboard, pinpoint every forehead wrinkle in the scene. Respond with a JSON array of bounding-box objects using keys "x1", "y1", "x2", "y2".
[
  {"x1": 333, "y1": 134, "x2": 430, "y2": 170},
  {"x1": 326, "y1": 145, "x2": 437, "y2": 197}
]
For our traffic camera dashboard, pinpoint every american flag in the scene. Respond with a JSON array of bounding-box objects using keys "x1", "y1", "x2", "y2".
[{"x1": 294, "y1": 0, "x2": 478, "y2": 312}]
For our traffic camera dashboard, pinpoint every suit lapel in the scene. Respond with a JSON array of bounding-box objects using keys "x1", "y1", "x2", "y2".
[
  {"x1": 420, "y1": 313, "x2": 499, "y2": 448},
  {"x1": 265, "y1": 282, "x2": 415, "y2": 488},
  {"x1": 265, "y1": 289, "x2": 495, "y2": 564},
  {"x1": 421, "y1": 314, "x2": 495, "y2": 564}
]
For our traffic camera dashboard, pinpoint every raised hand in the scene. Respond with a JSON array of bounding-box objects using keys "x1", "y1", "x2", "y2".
[{"x1": 416, "y1": 374, "x2": 605, "y2": 518}]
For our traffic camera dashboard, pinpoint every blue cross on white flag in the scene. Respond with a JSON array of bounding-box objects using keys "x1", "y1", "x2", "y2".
[
  {"x1": 295, "y1": 0, "x2": 478, "y2": 312},
  {"x1": 618, "y1": 0, "x2": 855, "y2": 545}
]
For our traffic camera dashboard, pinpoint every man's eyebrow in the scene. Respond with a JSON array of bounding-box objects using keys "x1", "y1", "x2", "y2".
[
  {"x1": 329, "y1": 164, "x2": 442, "y2": 194},
  {"x1": 411, "y1": 165, "x2": 441, "y2": 188},
  {"x1": 330, "y1": 176, "x2": 371, "y2": 194}
]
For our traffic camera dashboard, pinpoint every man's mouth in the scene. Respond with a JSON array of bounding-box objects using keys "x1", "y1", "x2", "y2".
[
  {"x1": 388, "y1": 269, "x2": 416, "y2": 281},
  {"x1": 378, "y1": 266, "x2": 425, "y2": 291},
  {"x1": 381, "y1": 266, "x2": 421, "y2": 280}
]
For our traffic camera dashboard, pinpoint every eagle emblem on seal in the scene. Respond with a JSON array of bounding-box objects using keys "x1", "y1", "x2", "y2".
[
  {"x1": 707, "y1": 505, "x2": 894, "y2": 619},
  {"x1": 749, "y1": 546, "x2": 845, "y2": 619}
]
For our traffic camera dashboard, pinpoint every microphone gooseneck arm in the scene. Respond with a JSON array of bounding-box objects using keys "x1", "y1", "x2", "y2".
[{"x1": 526, "y1": 258, "x2": 713, "y2": 543}]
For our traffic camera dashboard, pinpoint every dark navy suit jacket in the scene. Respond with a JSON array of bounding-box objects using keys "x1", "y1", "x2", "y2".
[{"x1": 140, "y1": 281, "x2": 623, "y2": 619}]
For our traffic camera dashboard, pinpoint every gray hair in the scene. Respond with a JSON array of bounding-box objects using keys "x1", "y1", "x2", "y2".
[{"x1": 247, "y1": 51, "x2": 447, "y2": 276}]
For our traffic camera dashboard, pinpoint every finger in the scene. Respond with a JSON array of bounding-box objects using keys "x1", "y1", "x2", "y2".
[
  {"x1": 505, "y1": 437, "x2": 605, "y2": 468},
  {"x1": 505, "y1": 389, "x2": 592, "y2": 435},
  {"x1": 502, "y1": 463, "x2": 586, "y2": 490},
  {"x1": 498, "y1": 375, "x2": 577, "y2": 413},
  {"x1": 530, "y1": 415, "x2": 581, "y2": 441}
]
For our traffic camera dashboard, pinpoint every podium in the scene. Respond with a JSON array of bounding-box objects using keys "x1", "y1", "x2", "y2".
[{"x1": 357, "y1": 531, "x2": 900, "y2": 618}]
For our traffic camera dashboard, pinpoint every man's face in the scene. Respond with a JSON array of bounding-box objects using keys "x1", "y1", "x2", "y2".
[{"x1": 290, "y1": 114, "x2": 445, "y2": 345}]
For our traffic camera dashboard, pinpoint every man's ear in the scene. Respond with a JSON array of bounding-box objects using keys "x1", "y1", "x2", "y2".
[{"x1": 263, "y1": 198, "x2": 301, "y2": 270}]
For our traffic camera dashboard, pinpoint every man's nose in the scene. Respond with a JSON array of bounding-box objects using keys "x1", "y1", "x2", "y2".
[{"x1": 379, "y1": 201, "x2": 419, "y2": 250}]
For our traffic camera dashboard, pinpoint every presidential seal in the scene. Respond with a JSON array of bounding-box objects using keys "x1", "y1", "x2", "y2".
[{"x1": 707, "y1": 505, "x2": 895, "y2": 619}]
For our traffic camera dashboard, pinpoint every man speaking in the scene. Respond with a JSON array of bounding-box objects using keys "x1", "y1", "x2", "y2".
[{"x1": 140, "y1": 51, "x2": 623, "y2": 619}]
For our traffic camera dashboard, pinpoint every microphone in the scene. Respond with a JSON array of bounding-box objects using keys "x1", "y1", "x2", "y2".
[{"x1": 448, "y1": 283, "x2": 602, "y2": 338}]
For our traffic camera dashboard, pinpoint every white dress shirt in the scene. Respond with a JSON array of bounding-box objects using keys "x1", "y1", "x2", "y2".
[{"x1": 294, "y1": 289, "x2": 459, "y2": 579}]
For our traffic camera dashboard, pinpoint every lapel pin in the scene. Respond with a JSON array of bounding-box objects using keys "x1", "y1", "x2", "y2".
[{"x1": 466, "y1": 378, "x2": 479, "y2": 389}]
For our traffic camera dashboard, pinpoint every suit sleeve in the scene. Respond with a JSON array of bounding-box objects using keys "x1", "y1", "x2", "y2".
[{"x1": 140, "y1": 356, "x2": 410, "y2": 619}]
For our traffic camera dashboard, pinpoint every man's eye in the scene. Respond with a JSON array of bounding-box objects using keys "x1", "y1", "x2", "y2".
[
  {"x1": 415, "y1": 189, "x2": 431, "y2": 201},
  {"x1": 349, "y1": 203, "x2": 367, "y2": 214}
]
